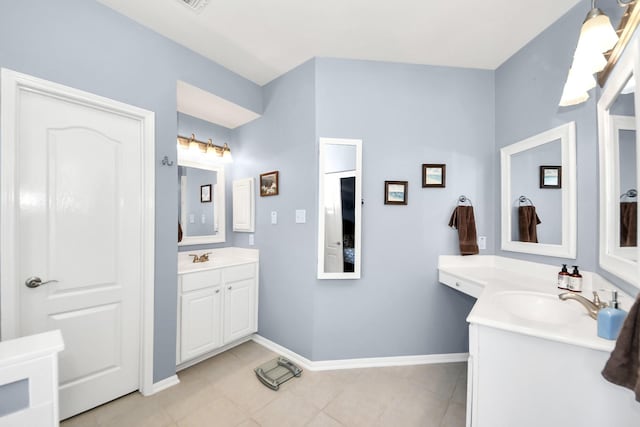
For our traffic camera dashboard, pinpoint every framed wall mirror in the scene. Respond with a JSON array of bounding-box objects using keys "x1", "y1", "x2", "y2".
[
  {"x1": 317, "y1": 137, "x2": 362, "y2": 279},
  {"x1": 500, "y1": 122, "x2": 577, "y2": 258},
  {"x1": 178, "y1": 152, "x2": 226, "y2": 246},
  {"x1": 598, "y1": 34, "x2": 639, "y2": 286}
]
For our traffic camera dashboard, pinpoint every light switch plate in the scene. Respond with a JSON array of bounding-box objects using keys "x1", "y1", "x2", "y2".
[
  {"x1": 478, "y1": 236, "x2": 487, "y2": 250},
  {"x1": 248, "y1": 234, "x2": 255, "y2": 246},
  {"x1": 295, "y1": 209, "x2": 306, "y2": 224},
  {"x1": 271, "y1": 211, "x2": 277, "y2": 225},
  {"x1": 189, "y1": 214, "x2": 195, "y2": 224}
]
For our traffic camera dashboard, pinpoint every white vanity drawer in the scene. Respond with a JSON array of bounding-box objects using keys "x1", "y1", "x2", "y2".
[
  {"x1": 223, "y1": 263, "x2": 256, "y2": 283},
  {"x1": 439, "y1": 271, "x2": 483, "y2": 298},
  {"x1": 181, "y1": 269, "x2": 222, "y2": 293}
]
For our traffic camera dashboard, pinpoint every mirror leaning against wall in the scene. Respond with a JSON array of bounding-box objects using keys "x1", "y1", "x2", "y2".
[
  {"x1": 500, "y1": 122, "x2": 577, "y2": 258},
  {"x1": 598, "y1": 33, "x2": 639, "y2": 286},
  {"x1": 317, "y1": 137, "x2": 362, "y2": 279},
  {"x1": 177, "y1": 143, "x2": 226, "y2": 246}
]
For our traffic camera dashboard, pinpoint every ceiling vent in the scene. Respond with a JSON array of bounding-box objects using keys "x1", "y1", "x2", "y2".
[{"x1": 177, "y1": 0, "x2": 209, "y2": 13}]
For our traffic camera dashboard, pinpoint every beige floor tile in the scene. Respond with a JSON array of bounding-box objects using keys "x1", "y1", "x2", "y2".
[
  {"x1": 216, "y1": 365, "x2": 280, "y2": 414},
  {"x1": 305, "y1": 411, "x2": 343, "y2": 427},
  {"x1": 323, "y1": 386, "x2": 387, "y2": 426},
  {"x1": 230, "y1": 340, "x2": 277, "y2": 366},
  {"x1": 60, "y1": 409, "x2": 98, "y2": 427},
  {"x1": 451, "y1": 373, "x2": 467, "y2": 405},
  {"x1": 90, "y1": 391, "x2": 148, "y2": 425},
  {"x1": 180, "y1": 351, "x2": 247, "y2": 385},
  {"x1": 177, "y1": 396, "x2": 248, "y2": 427},
  {"x1": 402, "y1": 363, "x2": 463, "y2": 400},
  {"x1": 99, "y1": 401, "x2": 174, "y2": 427},
  {"x1": 236, "y1": 419, "x2": 261, "y2": 427},
  {"x1": 286, "y1": 370, "x2": 345, "y2": 410},
  {"x1": 441, "y1": 402, "x2": 466, "y2": 427},
  {"x1": 375, "y1": 387, "x2": 449, "y2": 427},
  {"x1": 253, "y1": 390, "x2": 319, "y2": 427},
  {"x1": 154, "y1": 378, "x2": 224, "y2": 422}
]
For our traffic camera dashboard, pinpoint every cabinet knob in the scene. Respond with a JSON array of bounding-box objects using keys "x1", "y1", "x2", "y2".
[
  {"x1": 455, "y1": 282, "x2": 461, "y2": 287},
  {"x1": 228, "y1": 286, "x2": 232, "y2": 290},
  {"x1": 215, "y1": 289, "x2": 220, "y2": 294}
]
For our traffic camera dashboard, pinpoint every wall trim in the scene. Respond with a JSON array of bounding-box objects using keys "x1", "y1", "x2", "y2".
[
  {"x1": 251, "y1": 335, "x2": 469, "y2": 371},
  {"x1": 143, "y1": 375, "x2": 180, "y2": 396}
]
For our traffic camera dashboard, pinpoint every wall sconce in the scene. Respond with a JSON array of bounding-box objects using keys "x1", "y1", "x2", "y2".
[
  {"x1": 559, "y1": 0, "x2": 627, "y2": 106},
  {"x1": 177, "y1": 133, "x2": 233, "y2": 163}
]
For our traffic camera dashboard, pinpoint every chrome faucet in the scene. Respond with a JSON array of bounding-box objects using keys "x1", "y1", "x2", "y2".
[
  {"x1": 189, "y1": 252, "x2": 212, "y2": 263},
  {"x1": 558, "y1": 291, "x2": 608, "y2": 320}
]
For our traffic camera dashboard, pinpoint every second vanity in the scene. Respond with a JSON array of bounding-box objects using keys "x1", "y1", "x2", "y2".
[
  {"x1": 439, "y1": 255, "x2": 640, "y2": 427},
  {"x1": 177, "y1": 248, "x2": 259, "y2": 368}
]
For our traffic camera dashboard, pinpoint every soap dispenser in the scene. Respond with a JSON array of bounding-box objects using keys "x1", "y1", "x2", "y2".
[
  {"x1": 557, "y1": 264, "x2": 570, "y2": 290},
  {"x1": 597, "y1": 290, "x2": 627, "y2": 340},
  {"x1": 567, "y1": 265, "x2": 582, "y2": 292}
]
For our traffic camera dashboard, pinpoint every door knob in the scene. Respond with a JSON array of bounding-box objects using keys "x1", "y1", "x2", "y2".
[{"x1": 25, "y1": 276, "x2": 58, "y2": 288}]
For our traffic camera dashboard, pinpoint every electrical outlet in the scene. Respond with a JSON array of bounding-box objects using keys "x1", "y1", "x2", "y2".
[
  {"x1": 271, "y1": 211, "x2": 277, "y2": 225},
  {"x1": 478, "y1": 236, "x2": 487, "y2": 250},
  {"x1": 295, "y1": 209, "x2": 306, "y2": 224}
]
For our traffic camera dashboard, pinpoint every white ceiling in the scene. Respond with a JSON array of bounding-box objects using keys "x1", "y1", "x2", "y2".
[{"x1": 98, "y1": 0, "x2": 582, "y2": 86}]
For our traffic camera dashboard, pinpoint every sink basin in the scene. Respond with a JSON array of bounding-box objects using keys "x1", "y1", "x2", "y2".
[{"x1": 491, "y1": 291, "x2": 586, "y2": 325}]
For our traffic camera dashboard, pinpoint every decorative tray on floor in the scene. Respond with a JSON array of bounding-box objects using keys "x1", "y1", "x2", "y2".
[{"x1": 254, "y1": 356, "x2": 302, "y2": 390}]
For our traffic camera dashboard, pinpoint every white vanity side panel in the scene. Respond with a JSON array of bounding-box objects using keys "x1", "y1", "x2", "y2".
[{"x1": 473, "y1": 325, "x2": 640, "y2": 427}]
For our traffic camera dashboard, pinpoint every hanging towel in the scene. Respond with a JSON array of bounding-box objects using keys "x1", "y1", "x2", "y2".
[
  {"x1": 620, "y1": 202, "x2": 637, "y2": 247},
  {"x1": 178, "y1": 222, "x2": 183, "y2": 243},
  {"x1": 448, "y1": 206, "x2": 479, "y2": 255},
  {"x1": 518, "y1": 206, "x2": 542, "y2": 243},
  {"x1": 602, "y1": 293, "x2": 640, "y2": 402}
]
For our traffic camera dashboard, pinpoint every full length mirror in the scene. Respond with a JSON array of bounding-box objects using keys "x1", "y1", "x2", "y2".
[
  {"x1": 500, "y1": 122, "x2": 577, "y2": 258},
  {"x1": 598, "y1": 41, "x2": 638, "y2": 286},
  {"x1": 178, "y1": 154, "x2": 226, "y2": 246},
  {"x1": 317, "y1": 137, "x2": 362, "y2": 279}
]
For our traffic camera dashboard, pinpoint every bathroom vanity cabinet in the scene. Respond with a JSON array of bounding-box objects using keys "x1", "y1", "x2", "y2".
[{"x1": 176, "y1": 250, "x2": 259, "y2": 366}]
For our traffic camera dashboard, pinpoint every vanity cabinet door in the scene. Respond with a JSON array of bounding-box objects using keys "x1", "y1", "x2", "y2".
[
  {"x1": 223, "y1": 277, "x2": 256, "y2": 344},
  {"x1": 180, "y1": 286, "x2": 223, "y2": 362}
]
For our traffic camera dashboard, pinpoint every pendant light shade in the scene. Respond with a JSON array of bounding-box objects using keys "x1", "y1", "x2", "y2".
[{"x1": 559, "y1": 1, "x2": 620, "y2": 107}]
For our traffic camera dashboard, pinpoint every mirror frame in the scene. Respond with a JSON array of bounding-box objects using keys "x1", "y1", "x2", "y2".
[
  {"x1": 500, "y1": 122, "x2": 577, "y2": 258},
  {"x1": 597, "y1": 34, "x2": 639, "y2": 286},
  {"x1": 317, "y1": 137, "x2": 362, "y2": 279},
  {"x1": 177, "y1": 152, "x2": 226, "y2": 246}
]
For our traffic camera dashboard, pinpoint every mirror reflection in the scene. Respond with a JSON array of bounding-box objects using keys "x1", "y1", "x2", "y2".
[
  {"x1": 509, "y1": 141, "x2": 562, "y2": 245},
  {"x1": 318, "y1": 138, "x2": 362, "y2": 279},
  {"x1": 611, "y1": 74, "x2": 637, "y2": 261},
  {"x1": 179, "y1": 166, "x2": 219, "y2": 238},
  {"x1": 500, "y1": 122, "x2": 576, "y2": 258}
]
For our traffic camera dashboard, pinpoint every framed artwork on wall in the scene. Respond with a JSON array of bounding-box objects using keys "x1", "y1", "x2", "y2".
[
  {"x1": 384, "y1": 181, "x2": 408, "y2": 205},
  {"x1": 200, "y1": 184, "x2": 212, "y2": 202},
  {"x1": 422, "y1": 164, "x2": 446, "y2": 188},
  {"x1": 540, "y1": 165, "x2": 561, "y2": 189},
  {"x1": 260, "y1": 171, "x2": 279, "y2": 196}
]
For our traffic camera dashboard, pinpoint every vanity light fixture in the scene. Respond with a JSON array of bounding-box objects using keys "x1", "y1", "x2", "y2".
[
  {"x1": 560, "y1": 0, "x2": 626, "y2": 106},
  {"x1": 176, "y1": 133, "x2": 233, "y2": 162}
]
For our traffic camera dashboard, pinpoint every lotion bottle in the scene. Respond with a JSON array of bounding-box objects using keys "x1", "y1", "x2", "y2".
[
  {"x1": 598, "y1": 290, "x2": 627, "y2": 340},
  {"x1": 557, "y1": 264, "x2": 570, "y2": 290},
  {"x1": 568, "y1": 265, "x2": 582, "y2": 292}
]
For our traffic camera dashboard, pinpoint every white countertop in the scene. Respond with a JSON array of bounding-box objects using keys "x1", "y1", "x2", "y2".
[
  {"x1": 178, "y1": 247, "x2": 259, "y2": 274},
  {"x1": 438, "y1": 255, "x2": 636, "y2": 353}
]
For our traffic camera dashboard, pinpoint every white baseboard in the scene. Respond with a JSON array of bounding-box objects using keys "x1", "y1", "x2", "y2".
[
  {"x1": 251, "y1": 334, "x2": 469, "y2": 371},
  {"x1": 143, "y1": 374, "x2": 180, "y2": 396}
]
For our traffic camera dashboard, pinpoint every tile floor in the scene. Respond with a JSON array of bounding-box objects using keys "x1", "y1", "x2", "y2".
[{"x1": 61, "y1": 341, "x2": 466, "y2": 427}]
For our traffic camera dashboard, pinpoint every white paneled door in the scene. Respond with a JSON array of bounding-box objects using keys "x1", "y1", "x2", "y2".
[{"x1": 1, "y1": 69, "x2": 155, "y2": 420}]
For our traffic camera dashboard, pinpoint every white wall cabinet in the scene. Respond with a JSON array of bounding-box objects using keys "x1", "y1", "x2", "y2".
[
  {"x1": 232, "y1": 178, "x2": 255, "y2": 232},
  {"x1": 177, "y1": 260, "x2": 258, "y2": 365}
]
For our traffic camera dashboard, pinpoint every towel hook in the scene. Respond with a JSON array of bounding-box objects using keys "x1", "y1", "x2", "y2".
[
  {"x1": 458, "y1": 195, "x2": 473, "y2": 206},
  {"x1": 518, "y1": 195, "x2": 534, "y2": 206},
  {"x1": 161, "y1": 155, "x2": 175, "y2": 167},
  {"x1": 620, "y1": 189, "x2": 637, "y2": 199}
]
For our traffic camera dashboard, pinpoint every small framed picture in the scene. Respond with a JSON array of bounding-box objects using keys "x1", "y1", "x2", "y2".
[
  {"x1": 200, "y1": 184, "x2": 212, "y2": 203},
  {"x1": 384, "y1": 181, "x2": 408, "y2": 205},
  {"x1": 422, "y1": 164, "x2": 446, "y2": 188},
  {"x1": 540, "y1": 166, "x2": 562, "y2": 189},
  {"x1": 260, "y1": 171, "x2": 279, "y2": 196}
]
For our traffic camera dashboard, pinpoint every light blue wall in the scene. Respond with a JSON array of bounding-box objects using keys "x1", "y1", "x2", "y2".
[
  {"x1": 232, "y1": 60, "x2": 317, "y2": 358},
  {"x1": 495, "y1": 0, "x2": 637, "y2": 296},
  {"x1": 312, "y1": 58, "x2": 493, "y2": 359},
  {"x1": 0, "y1": 379, "x2": 28, "y2": 417},
  {"x1": 0, "y1": 0, "x2": 262, "y2": 382}
]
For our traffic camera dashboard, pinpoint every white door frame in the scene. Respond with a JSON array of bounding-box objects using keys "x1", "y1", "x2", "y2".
[{"x1": 0, "y1": 68, "x2": 156, "y2": 396}]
